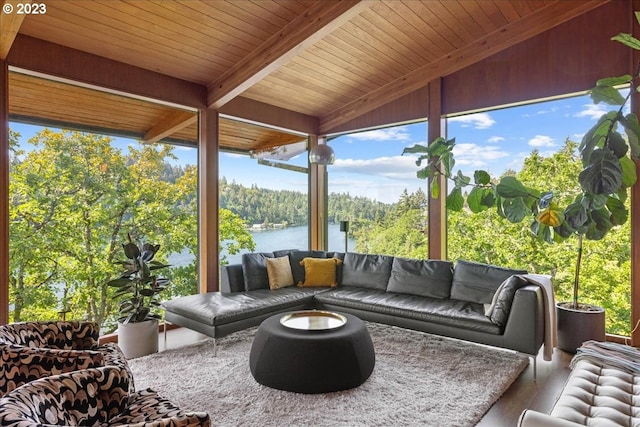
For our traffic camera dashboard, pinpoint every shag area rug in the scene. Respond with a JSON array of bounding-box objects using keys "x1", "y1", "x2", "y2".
[{"x1": 129, "y1": 323, "x2": 529, "y2": 427}]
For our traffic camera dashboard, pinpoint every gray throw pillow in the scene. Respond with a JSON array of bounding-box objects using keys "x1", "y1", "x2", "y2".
[
  {"x1": 289, "y1": 250, "x2": 327, "y2": 285},
  {"x1": 450, "y1": 260, "x2": 527, "y2": 304},
  {"x1": 242, "y1": 252, "x2": 274, "y2": 291},
  {"x1": 341, "y1": 253, "x2": 393, "y2": 291},
  {"x1": 387, "y1": 258, "x2": 453, "y2": 299},
  {"x1": 488, "y1": 275, "x2": 529, "y2": 327}
]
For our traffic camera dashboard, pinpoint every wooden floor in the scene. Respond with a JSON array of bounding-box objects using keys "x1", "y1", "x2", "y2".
[{"x1": 158, "y1": 327, "x2": 573, "y2": 426}]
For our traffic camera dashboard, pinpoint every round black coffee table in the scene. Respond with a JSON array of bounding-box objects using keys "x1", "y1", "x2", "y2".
[{"x1": 249, "y1": 311, "x2": 375, "y2": 394}]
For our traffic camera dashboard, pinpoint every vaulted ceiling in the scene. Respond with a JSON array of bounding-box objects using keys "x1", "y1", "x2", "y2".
[{"x1": 1, "y1": 0, "x2": 609, "y2": 152}]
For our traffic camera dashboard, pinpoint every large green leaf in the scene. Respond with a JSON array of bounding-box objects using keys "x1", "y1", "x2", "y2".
[
  {"x1": 440, "y1": 151, "x2": 454, "y2": 177},
  {"x1": 590, "y1": 85, "x2": 626, "y2": 106},
  {"x1": 467, "y1": 187, "x2": 488, "y2": 213},
  {"x1": 595, "y1": 75, "x2": 633, "y2": 87},
  {"x1": 496, "y1": 176, "x2": 530, "y2": 198},
  {"x1": 578, "y1": 148, "x2": 622, "y2": 195},
  {"x1": 585, "y1": 209, "x2": 613, "y2": 240},
  {"x1": 620, "y1": 156, "x2": 638, "y2": 187},
  {"x1": 612, "y1": 33, "x2": 640, "y2": 50},
  {"x1": 580, "y1": 112, "x2": 617, "y2": 165},
  {"x1": 502, "y1": 196, "x2": 530, "y2": 223},
  {"x1": 607, "y1": 196, "x2": 628, "y2": 226},
  {"x1": 452, "y1": 170, "x2": 470, "y2": 188},
  {"x1": 430, "y1": 178, "x2": 439, "y2": 199},
  {"x1": 620, "y1": 114, "x2": 640, "y2": 159},
  {"x1": 474, "y1": 170, "x2": 491, "y2": 185},
  {"x1": 446, "y1": 187, "x2": 464, "y2": 211},
  {"x1": 608, "y1": 131, "x2": 628, "y2": 158},
  {"x1": 402, "y1": 144, "x2": 430, "y2": 155},
  {"x1": 565, "y1": 201, "x2": 587, "y2": 229}
]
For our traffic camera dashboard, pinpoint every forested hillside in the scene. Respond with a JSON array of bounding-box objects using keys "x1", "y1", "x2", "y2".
[{"x1": 220, "y1": 177, "x2": 394, "y2": 226}]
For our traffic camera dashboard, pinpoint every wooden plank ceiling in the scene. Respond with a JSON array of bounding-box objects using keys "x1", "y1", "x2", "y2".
[{"x1": 4, "y1": 0, "x2": 607, "y2": 152}]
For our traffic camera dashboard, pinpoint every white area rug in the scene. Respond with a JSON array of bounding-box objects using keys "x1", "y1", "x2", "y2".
[{"x1": 129, "y1": 323, "x2": 529, "y2": 427}]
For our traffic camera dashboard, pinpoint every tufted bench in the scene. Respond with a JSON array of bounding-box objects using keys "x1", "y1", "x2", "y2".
[{"x1": 519, "y1": 343, "x2": 640, "y2": 427}]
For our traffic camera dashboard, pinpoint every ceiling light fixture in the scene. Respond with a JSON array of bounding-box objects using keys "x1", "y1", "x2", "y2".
[{"x1": 308, "y1": 143, "x2": 335, "y2": 165}]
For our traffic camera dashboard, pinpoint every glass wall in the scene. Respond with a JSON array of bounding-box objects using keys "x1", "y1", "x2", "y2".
[
  {"x1": 218, "y1": 138, "x2": 309, "y2": 266},
  {"x1": 445, "y1": 94, "x2": 631, "y2": 335},
  {"x1": 327, "y1": 122, "x2": 428, "y2": 257},
  {"x1": 8, "y1": 123, "x2": 198, "y2": 333}
]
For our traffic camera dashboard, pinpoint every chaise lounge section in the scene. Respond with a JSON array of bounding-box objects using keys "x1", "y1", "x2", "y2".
[{"x1": 164, "y1": 250, "x2": 547, "y2": 369}]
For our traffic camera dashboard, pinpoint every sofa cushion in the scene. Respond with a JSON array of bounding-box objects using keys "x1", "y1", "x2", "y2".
[
  {"x1": 290, "y1": 250, "x2": 326, "y2": 285},
  {"x1": 266, "y1": 256, "x2": 295, "y2": 290},
  {"x1": 387, "y1": 258, "x2": 453, "y2": 299},
  {"x1": 299, "y1": 257, "x2": 342, "y2": 287},
  {"x1": 485, "y1": 275, "x2": 529, "y2": 327},
  {"x1": 242, "y1": 252, "x2": 274, "y2": 291},
  {"x1": 450, "y1": 260, "x2": 527, "y2": 304},
  {"x1": 341, "y1": 253, "x2": 393, "y2": 291}
]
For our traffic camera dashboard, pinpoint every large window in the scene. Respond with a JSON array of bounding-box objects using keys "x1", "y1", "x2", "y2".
[
  {"x1": 327, "y1": 123, "x2": 428, "y2": 257},
  {"x1": 9, "y1": 123, "x2": 198, "y2": 333},
  {"x1": 218, "y1": 138, "x2": 309, "y2": 265},
  {"x1": 445, "y1": 94, "x2": 631, "y2": 335}
]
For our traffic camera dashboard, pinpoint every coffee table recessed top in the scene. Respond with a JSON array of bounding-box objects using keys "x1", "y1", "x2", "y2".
[
  {"x1": 279, "y1": 310, "x2": 347, "y2": 330},
  {"x1": 250, "y1": 310, "x2": 375, "y2": 394}
]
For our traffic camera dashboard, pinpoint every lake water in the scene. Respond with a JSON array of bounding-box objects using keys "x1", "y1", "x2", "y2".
[{"x1": 169, "y1": 223, "x2": 356, "y2": 267}]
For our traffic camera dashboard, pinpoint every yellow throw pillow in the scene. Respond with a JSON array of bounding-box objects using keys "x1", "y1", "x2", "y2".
[
  {"x1": 298, "y1": 257, "x2": 343, "y2": 288},
  {"x1": 266, "y1": 256, "x2": 294, "y2": 290}
]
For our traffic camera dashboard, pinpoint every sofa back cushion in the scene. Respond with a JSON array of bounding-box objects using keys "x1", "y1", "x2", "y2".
[
  {"x1": 387, "y1": 257, "x2": 453, "y2": 299},
  {"x1": 242, "y1": 252, "x2": 274, "y2": 291},
  {"x1": 450, "y1": 260, "x2": 527, "y2": 304},
  {"x1": 341, "y1": 253, "x2": 393, "y2": 291}
]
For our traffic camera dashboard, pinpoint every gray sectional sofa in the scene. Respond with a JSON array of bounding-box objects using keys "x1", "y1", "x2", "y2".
[{"x1": 163, "y1": 250, "x2": 545, "y2": 369}]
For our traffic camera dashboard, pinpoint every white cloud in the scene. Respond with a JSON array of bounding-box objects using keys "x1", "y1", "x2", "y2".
[
  {"x1": 447, "y1": 112, "x2": 495, "y2": 129},
  {"x1": 331, "y1": 155, "x2": 418, "y2": 180},
  {"x1": 487, "y1": 136, "x2": 505, "y2": 144},
  {"x1": 347, "y1": 127, "x2": 411, "y2": 142},
  {"x1": 574, "y1": 103, "x2": 608, "y2": 120},
  {"x1": 451, "y1": 143, "x2": 509, "y2": 169},
  {"x1": 528, "y1": 135, "x2": 555, "y2": 147}
]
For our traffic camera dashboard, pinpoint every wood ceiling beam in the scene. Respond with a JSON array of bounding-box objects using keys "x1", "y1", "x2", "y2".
[
  {"x1": 0, "y1": 0, "x2": 30, "y2": 59},
  {"x1": 319, "y1": 0, "x2": 609, "y2": 134},
  {"x1": 143, "y1": 110, "x2": 197, "y2": 144},
  {"x1": 207, "y1": 0, "x2": 372, "y2": 109}
]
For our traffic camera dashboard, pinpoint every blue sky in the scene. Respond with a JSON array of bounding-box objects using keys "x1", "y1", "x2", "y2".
[{"x1": 10, "y1": 90, "x2": 614, "y2": 205}]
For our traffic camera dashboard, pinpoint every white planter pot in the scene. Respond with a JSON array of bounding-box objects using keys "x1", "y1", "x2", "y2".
[{"x1": 118, "y1": 319, "x2": 159, "y2": 359}]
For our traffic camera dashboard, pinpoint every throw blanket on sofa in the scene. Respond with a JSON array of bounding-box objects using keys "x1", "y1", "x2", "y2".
[
  {"x1": 571, "y1": 340, "x2": 640, "y2": 373},
  {"x1": 521, "y1": 274, "x2": 556, "y2": 361}
]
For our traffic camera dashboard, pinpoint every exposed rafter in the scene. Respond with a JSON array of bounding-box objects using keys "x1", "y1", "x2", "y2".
[
  {"x1": 0, "y1": 0, "x2": 30, "y2": 59},
  {"x1": 206, "y1": 0, "x2": 372, "y2": 109},
  {"x1": 319, "y1": 0, "x2": 609, "y2": 134},
  {"x1": 143, "y1": 110, "x2": 197, "y2": 144}
]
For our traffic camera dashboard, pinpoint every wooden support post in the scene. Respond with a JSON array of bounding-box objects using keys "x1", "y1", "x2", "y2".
[
  {"x1": 0, "y1": 60, "x2": 8, "y2": 324},
  {"x1": 630, "y1": 0, "x2": 640, "y2": 346},
  {"x1": 198, "y1": 109, "x2": 219, "y2": 293},
  {"x1": 427, "y1": 78, "x2": 446, "y2": 260},
  {"x1": 308, "y1": 135, "x2": 328, "y2": 251}
]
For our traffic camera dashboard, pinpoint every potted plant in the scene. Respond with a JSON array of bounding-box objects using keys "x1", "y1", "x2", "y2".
[
  {"x1": 108, "y1": 233, "x2": 170, "y2": 358},
  {"x1": 403, "y1": 16, "x2": 640, "y2": 353}
]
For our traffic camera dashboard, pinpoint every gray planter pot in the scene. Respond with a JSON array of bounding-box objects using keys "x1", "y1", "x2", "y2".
[
  {"x1": 556, "y1": 303, "x2": 605, "y2": 354},
  {"x1": 117, "y1": 319, "x2": 159, "y2": 359}
]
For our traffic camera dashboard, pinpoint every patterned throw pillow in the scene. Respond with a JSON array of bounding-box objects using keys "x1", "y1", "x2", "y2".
[
  {"x1": 265, "y1": 256, "x2": 295, "y2": 290},
  {"x1": 298, "y1": 257, "x2": 343, "y2": 287}
]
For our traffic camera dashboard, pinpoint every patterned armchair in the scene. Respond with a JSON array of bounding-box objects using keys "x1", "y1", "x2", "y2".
[
  {"x1": 0, "y1": 321, "x2": 134, "y2": 396},
  {"x1": 0, "y1": 365, "x2": 211, "y2": 426}
]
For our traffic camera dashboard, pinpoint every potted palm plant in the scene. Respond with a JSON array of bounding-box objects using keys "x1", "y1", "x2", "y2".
[
  {"x1": 108, "y1": 233, "x2": 170, "y2": 358},
  {"x1": 403, "y1": 16, "x2": 640, "y2": 353}
]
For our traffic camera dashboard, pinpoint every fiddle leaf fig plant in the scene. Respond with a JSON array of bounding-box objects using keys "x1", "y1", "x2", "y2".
[
  {"x1": 108, "y1": 233, "x2": 170, "y2": 324},
  {"x1": 403, "y1": 17, "x2": 640, "y2": 310}
]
